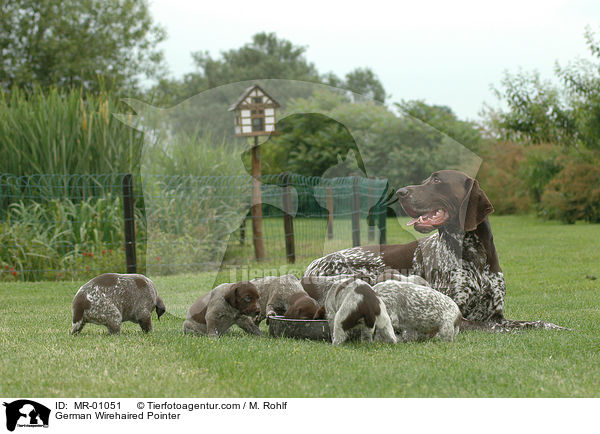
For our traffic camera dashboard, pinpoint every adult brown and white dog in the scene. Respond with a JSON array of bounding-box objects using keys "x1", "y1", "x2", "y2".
[
  {"x1": 316, "y1": 278, "x2": 397, "y2": 345},
  {"x1": 71, "y1": 273, "x2": 165, "y2": 334},
  {"x1": 304, "y1": 170, "x2": 564, "y2": 331},
  {"x1": 182, "y1": 281, "x2": 262, "y2": 336}
]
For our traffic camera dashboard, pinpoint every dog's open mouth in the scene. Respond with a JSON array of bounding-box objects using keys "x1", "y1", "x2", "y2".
[{"x1": 405, "y1": 208, "x2": 449, "y2": 232}]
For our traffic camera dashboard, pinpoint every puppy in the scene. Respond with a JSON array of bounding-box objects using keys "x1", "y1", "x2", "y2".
[
  {"x1": 373, "y1": 279, "x2": 461, "y2": 342},
  {"x1": 182, "y1": 281, "x2": 262, "y2": 336},
  {"x1": 283, "y1": 293, "x2": 320, "y2": 319},
  {"x1": 71, "y1": 273, "x2": 166, "y2": 335},
  {"x1": 251, "y1": 274, "x2": 314, "y2": 322},
  {"x1": 300, "y1": 274, "x2": 354, "y2": 305},
  {"x1": 319, "y1": 278, "x2": 397, "y2": 345}
]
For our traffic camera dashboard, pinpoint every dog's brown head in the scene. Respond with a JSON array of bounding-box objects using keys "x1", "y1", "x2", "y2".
[
  {"x1": 284, "y1": 294, "x2": 320, "y2": 319},
  {"x1": 396, "y1": 170, "x2": 493, "y2": 234},
  {"x1": 225, "y1": 281, "x2": 261, "y2": 316}
]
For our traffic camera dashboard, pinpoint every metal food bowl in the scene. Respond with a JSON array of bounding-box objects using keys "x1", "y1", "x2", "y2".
[{"x1": 268, "y1": 316, "x2": 331, "y2": 341}]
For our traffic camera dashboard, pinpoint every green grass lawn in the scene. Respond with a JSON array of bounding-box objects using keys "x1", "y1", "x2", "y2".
[{"x1": 1, "y1": 215, "x2": 599, "y2": 397}]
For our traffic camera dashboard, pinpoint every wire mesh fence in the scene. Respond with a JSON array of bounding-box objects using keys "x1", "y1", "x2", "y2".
[{"x1": 0, "y1": 172, "x2": 390, "y2": 281}]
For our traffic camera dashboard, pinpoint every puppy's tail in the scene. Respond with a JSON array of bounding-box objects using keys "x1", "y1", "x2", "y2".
[
  {"x1": 155, "y1": 296, "x2": 166, "y2": 320},
  {"x1": 71, "y1": 291, "x2": 91, "y2": 335}
]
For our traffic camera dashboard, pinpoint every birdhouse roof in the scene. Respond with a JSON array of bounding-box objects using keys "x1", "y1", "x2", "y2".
[{"x1": 228, "y1": 84, "x2": 280, "y2": 111}]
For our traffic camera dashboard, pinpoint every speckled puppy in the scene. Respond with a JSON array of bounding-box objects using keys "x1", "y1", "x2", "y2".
[
  {"x1": 300, "y1": 274, "x2": 356, "y2": 305},
  {"x1": 373, "y1": 279, "x2": 461, "y2": 342},
  {"x1": 319, "y1": 278, "x2": 397, "y2": 345},
  {"x1": 251, "y1": 274, "x2": 317, "y2": 322},
  {"x1": 71, "y1": 273, "x2": 166, "y2": 335},
  {"x1": 182, "y1": 281, "x2": 262, "y2": 336}
]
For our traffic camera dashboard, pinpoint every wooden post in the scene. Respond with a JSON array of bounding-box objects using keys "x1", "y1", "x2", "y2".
[
  {"x1": 122, "y1": 173, "x2": 137, "y2": 273},
  {"x1": 282, "y1": 173, "x2": 295, "y2": 263},
  {"x1": 351, "y1": 177, "x2": 360, "y2": 247},
  {"x1": 378, "y1": 202, "x2": 387, "y2": 245},
  {"x1": 251, "y1": 136, "x2": 266, "y2": 261},
  {"x1": 368, "y1": 180, "x2": 375, "y2": 242},
  {"x1": 326, "y1": 186, "x2": 334, "y2": 240},
  {"x1": 239, "y1": 215, "x2": 246, "y2": 245}
]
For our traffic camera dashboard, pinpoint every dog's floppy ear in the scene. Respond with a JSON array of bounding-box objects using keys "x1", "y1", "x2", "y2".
[
  {"x1": 460, "y1": 178, "x2": 494, "y2": 232},
  {"x1": 224, "y1": 284, "x2": 239, "y2": 309},
  {"x1": 313, "y1": 305, "x2": 326, "y2": 320},
  {"x1": 155, "y1": 296, "x2": 166, "y2": 320}
]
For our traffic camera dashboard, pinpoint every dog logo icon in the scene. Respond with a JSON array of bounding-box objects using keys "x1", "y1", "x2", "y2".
[{"x1": 3, "y1": 400, "x2": 50, "y2": 431}]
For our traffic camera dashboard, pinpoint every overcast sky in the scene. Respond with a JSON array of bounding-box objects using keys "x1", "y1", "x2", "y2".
[{"x1": 149, "y1": 0, "x2": 600, "y2": 121}]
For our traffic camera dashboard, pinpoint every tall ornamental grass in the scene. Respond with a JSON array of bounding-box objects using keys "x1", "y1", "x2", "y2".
[
  {"x1": 0, "y1": 87, "x2": 144, "y2": 175},
  {"x1": 0, "y1": 195, "x2": 147, "y2": 281}
]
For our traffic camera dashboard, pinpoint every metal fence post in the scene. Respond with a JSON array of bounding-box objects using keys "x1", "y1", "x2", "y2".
[
  {"x1": 122, "y1": 173, "x2": 137, "y2": 273},
  {"x1": 282, "y1": 173, "x2": 295, "y2": 263},
  {"x1": 351, "y1": 177, "x2": 361, "y2": 247}
]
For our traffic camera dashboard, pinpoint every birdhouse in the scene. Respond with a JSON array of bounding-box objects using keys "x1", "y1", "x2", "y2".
[{"x1": 229, "y1": 84, "x2": 280, "y2": 136}]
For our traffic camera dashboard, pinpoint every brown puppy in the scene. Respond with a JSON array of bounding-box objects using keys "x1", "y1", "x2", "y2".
[
  {"x1": 283, "y1": 293, "x2": 320, "y2": 319},
  {"x1": 71, "y1": 273, "x2": 165, "y2": 335},
  {"x1": 182, "y1": 281, "x2": 262, "y2": 336}
]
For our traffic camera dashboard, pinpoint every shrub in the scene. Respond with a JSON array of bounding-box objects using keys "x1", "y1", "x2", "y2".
[
  {"x1": 477, "y1": 141, "x2": 532, "y2": 214},
  {"x1": 540, "y1": 153, "x2": 600, "y2": 223},
  {"x1": 521, "y1": 144, "x2": 565, "y2": 203}
]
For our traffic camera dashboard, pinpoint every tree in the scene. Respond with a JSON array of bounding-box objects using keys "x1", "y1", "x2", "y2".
[
  {"x1": 255, "y1": 112, "x2": 359, "y2": 177},
  {"x1": 485, "y1": 26, "x2": 600, "y2": 149},
  {"x1": 152, "y1": 32, "x2": 321, "y2": 104},
  {"x1": 485, "y1": 69, "x2": 576, "y2": 145},
  {"x1": 395, "y1": 100, "x2": 482, "y2": 150},
  {"x1": 555, "y1": 26, "x2": 600, "y2": 149},
  {"x1": 254, "y1": 91, "x2": 472, "y2": 186},
  {"x1": 151, "y1": 32, "x2": 389, "y2": 106},
  {"x1": 344, "y1": 67, "x2": 388, "y2": 102},
  {"x1": 0, "y1": 0, "x2": 166, "y2": 93}
]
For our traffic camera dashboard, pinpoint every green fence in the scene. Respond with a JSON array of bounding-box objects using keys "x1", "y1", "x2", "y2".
[{"x1": 0, "y1": 173, "x2": 390, "y2": 281}]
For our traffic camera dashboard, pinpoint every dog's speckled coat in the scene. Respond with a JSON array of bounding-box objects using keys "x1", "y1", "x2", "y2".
[
  {"x1": 71, "y1": 273, "x2": 165, "y2": 334},
  {"x1": 373, "y1": 279, "x2": 461, "y2": 341}
]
